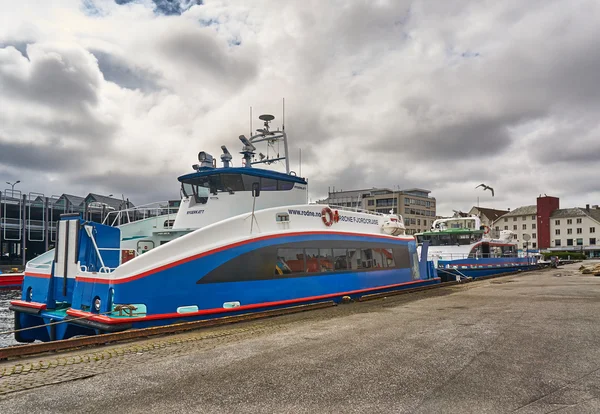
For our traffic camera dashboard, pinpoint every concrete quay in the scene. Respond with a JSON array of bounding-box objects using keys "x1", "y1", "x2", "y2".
[{"x1": 1, "y1": 262, "x2": 599, "y2": 413}]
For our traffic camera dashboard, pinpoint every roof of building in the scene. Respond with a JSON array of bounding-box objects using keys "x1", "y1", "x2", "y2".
[
  {"x1": 585, "y1": 207, "x2": 600, "y2": 223},
  {"x1": 325, "y1": 188, "x2": 392, "y2": 199},
  {"x1": 85, "y1": 193, "x2": 132, "y2": 210},
  {"x1": 551, "y1": 207, "x2": 600, "y2": 223},
  {"x1": 497, "y1": 205, "x2": 537, "y2": 218},
  {"x1": 58, "y1": 194, "x2": 85, "y2": 207},
  {"x1": 472, "y1": 207, "x2": 509, "y2": 222},
  {"x1": 400, "y1": 188, "x2": 431, "y2": 194}
]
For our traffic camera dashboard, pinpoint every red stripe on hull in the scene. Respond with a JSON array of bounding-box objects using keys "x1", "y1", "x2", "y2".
[
  {"x1": 23, "y1": 272, "x2": 51, "y2": 279},
  {"x1": 0, "y1": 274, "x2": 23, "y2": 287},
  {"x1": 77, "y1": 230, "x2": 414, "y2": 285},
  {"x1": 67, "y1": 278, "x2": 440, "y2": 325}
]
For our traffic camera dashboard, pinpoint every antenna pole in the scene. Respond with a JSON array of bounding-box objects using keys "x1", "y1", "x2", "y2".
[
  {"x1": 299, "y1": 148, "x2": 302, "y2": 177},
  {"x1": 250, "y1": 106, "x2": 252, "y2": 137},
  {"x1": 282, "y1": 98, "x2": 285, "y2": 131}
]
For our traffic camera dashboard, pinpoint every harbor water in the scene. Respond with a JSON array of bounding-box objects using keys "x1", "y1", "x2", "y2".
[{"x1": 0, "y1": 290, "x2": 20, "y2": 347}]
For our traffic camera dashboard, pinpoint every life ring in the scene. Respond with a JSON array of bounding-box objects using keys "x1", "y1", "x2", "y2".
[
  {"x1": 322, "y1": 207, "x2": 334, "y2": 227},
  {"x1": 482, "y1": 225, "x2": 490, "y2": 234}
]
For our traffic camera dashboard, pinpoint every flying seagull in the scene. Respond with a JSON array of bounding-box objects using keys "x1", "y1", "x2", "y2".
[{"x1": 476, "y1": 183, "x2": 494, "y2": 197}]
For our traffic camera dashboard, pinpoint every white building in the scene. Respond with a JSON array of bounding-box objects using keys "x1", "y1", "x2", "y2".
[
  {"x1": 548, "y1": 206, "x2": 600, "y2": 256},
  {"x1": 493, "y1": 203, "x2": 600, "y2": 257},
  {"x1": 493, "y1": 206, "x2": 538, "y2": 249}
]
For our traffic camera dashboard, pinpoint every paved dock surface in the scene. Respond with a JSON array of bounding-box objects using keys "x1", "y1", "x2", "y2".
[{"x1": 1, "y1": 262, "x2": 599, "y2": 413}]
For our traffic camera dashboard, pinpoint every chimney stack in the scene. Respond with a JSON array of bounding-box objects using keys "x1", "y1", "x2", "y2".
[{"x1": 586, "y1": 204, "x2": 590, "y2": 211}]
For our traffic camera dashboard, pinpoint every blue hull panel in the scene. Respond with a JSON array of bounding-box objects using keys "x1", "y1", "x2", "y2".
[{"x1": 436, "y1": 257, "x2": 537, "y2": 281}]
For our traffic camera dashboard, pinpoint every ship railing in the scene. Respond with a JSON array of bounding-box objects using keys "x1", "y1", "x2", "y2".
[
  {"x1": 326, "y1": 204, "x2": 401, "y2": 219},
  {"x1": 77, "y1": 246, "x2": 143, "y2": 275},
  {"x1": 102, "y1": 201, "x2": 179, "y2": 228},
  {"x1": 428, "y1": 252, "x2": 519, "y2": 260}
]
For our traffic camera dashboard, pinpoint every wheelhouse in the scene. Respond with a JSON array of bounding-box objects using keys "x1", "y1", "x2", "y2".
[
  {"x1": 178, "y1": 168, "x2": 307, "y2": 204},
  {"x1": 416, "y1": 230, "x2": 483, "y2": 246}
]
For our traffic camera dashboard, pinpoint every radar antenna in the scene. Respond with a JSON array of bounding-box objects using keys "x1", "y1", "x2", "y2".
[{"x1": 248, "y1": 113, "x2": 290, "y2": 174}]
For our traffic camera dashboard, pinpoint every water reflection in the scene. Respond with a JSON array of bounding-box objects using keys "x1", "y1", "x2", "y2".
[{"x1": 0, "y1": 289, "x2": 20, "y2": 347}]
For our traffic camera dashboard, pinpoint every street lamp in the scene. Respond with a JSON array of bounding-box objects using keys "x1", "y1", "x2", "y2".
[{"x1": 6, "y1": 180, "x2": 20, "y2": 196}]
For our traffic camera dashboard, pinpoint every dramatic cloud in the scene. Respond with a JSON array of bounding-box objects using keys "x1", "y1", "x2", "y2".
[{"x1": 0, "y1": 0, "x2": 599, "y2": 216}]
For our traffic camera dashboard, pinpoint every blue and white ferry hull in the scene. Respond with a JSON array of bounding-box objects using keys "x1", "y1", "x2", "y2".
[{"x1": 12, "y1": 205, "x2": 439, "y2": 342}]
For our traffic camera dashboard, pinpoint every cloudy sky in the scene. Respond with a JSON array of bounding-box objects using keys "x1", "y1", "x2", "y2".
[{"x1": 1, "y1": 0, "x2": 599, "y2": 216}]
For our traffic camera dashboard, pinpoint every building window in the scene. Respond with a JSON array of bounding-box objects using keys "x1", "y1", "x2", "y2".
[
  {"x1": 513, "y1": 217, "x2": 517, "y2": 222},
  {"x1": 423, "y1": 220, "x2": 427, "y2": 226},
  {"x1": 555, "y1": 239, "x2": 561, "y2": 246},
  {"x1": 567, "y1": 228, "x2": 572, "y2": 235},
  {"x1": 555, "y1": 229, "x2": 560, "y2": 235},
  {"x1": 567, "y1": 219, "x2": 572, "y2": 225},
  {"x1": 577, "y1": 218, "x2": 582, "y2": 224},
  {"x1": 513, "y1": 225, "x2": 517, "y2": 230},
  {"x1": 522, "y1": 224, "x2": 527, "y2": 230},
  {"x1": 504, "y1": 218, "x2": 508, "y2": 222},
  {"x1": 495, "y1": 226, "x2": 499, "y2": 231},
  {"x1": 417, "y1": 219, "x2": 421, "y2": 225},
  {"x1": 367, "y1": 200, "x2": 374, "y2": 206},
  {"x1": 590, "y1": 227, "x2": 595, "y2": 233},
  {"x1": 532, "y1": 223, "x2": 536, "y2": 229},
  {"x1": 532, "y1": 233, "x2": 536, "y2": 239},
  {"x1": 576, "y1": 238, "x2": 583, "y2": 246},
  {"x1": 504, "y1": 226, "x2": 508, "y2": 230},
  {"x1": 531, "y1": 215, "x2": 536, "y2": 220},
  {"x1": 532, "y1": 242, "x2": 537, "y2": 248},
  {"x1": 567, "y1": 239, "x2": 573, "y2": 246},
  {"x1": 513, "y1": 234, "x2": 517, "y2": 240},
  {"x1": 591, "y1": 238, "x2": 596, "y2": 245},
  {"x1": 555, "y1": 220, "x2": 560, "y2": 225},
  {"x1": 577, "y1": 228, "x2": 582, "y2": 234}
]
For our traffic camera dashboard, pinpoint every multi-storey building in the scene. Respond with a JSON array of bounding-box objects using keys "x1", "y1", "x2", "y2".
[
  {"x1": 363, "y1": 188, "x2": 436, "y2": 235},
  {"x1": 549, "y1": 206, "x2": 600, "y2": 255},
  {"x1": 316, "y1": 188, "x2": 387, "y2": 210},
  {"x1": 493, "y1": 205, "x2": 538, "y2": 248},
  {"x1": 493, "y1": 196, "x2": 600, "y2": 257}
]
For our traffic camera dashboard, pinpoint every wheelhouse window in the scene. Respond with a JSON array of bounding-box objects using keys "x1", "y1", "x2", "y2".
[{"x1": 182, "y1": 173, "x2": 298, "y2": 199}]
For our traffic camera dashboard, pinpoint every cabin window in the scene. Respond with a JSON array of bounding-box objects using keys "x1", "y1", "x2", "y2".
[
  {"x1": 163, "y1": 219, "x2": 175, "y2": 229},
  {"x1": 278, "y1": 180, "x2": 295, "y2": 190},
  {"x1": 304, "y1": 248, "x2": 320, "y2": 273},
  {"x1": 319, "y1": 249, "x2": 334, "y2": 272},
  {"x1": 182, "y1": 182, "x2": 193, "y2": 197},
  {"x1": 242, "y1": 174, "x2": 260, "y2": 190},
  {"x1": 361, "y1": 249, "x2": 374, "y2": 268},
  {"x1": 333, "y1": 249, "x2": 348, "y2": 270},
  {"x1": 221, "y1": 174, "x2": 245, "y2": 192},
  {"x1": 348, "y1": 248, "x2": 362, "y2": 269},
  {"x1": 274, "y1": 245, "x2": 406, "y2": 276},
  {"x1": 275, "y1": 248, "x2": 305, "y2": 275},
  {"x1": 261, "y1": 177, "x2": 278, "y2": 191}
]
